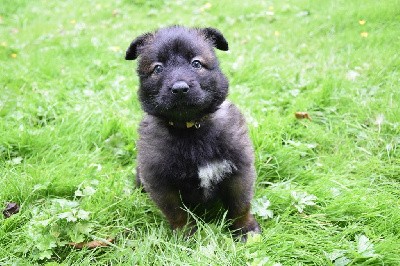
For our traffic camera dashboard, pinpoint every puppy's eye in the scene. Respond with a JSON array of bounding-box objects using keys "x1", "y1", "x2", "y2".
[
  {"x1": 153, "y1": 64, "x2": 164, "y2": 74},
  {"x1": 191, "y1": 60, "x2": 202, "y2": 69}
]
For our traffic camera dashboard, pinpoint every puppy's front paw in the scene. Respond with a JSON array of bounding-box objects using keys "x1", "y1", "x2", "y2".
[{"x1": 233, "y1": 216, "x2": 261, "y2": 242}]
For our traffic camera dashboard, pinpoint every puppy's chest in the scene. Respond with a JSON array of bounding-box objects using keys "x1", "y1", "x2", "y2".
[
  {"x1": 170, "y1": 135, "x2": 236, "y2": 188},
  {"x1": 197, "y1": 159, "x2": 236, "y2": 189}
]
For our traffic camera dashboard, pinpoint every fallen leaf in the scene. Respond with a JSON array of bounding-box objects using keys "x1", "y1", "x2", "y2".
[
  {"x1": 360, "y1": 32, "x2": 368, "y2": 38},
  {"x1": 3, "y1": 202, "x2": 20, "y2": 218},
  {"x1": 295, "y1": 112, "x2": 312, "y2": 120},
  {"x1": 359, "y1": 19, "x2": 366, "y2": 25},
  {"x1": 69, "y1": 238, "x2": 113, "y2": 249}
]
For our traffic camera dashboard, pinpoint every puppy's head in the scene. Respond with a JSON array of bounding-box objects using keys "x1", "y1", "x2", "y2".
[{"x1": 126, "y1": 26, "x2": 229, "y2": 122}]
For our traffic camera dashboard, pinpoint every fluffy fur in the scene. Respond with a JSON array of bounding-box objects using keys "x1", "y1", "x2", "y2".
[{"x1": 126, "y1": 26, "x2": 260, "y2": 240}]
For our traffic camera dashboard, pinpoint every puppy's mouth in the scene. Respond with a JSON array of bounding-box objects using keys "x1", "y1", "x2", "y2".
[
  {"x1": 169, "y1": 97, "x2": 204, "y2": 108},
  {"x1": 152, "y1": 91, "x2": 213, "y2": 122},
  {"x1": 158, "y1": 99, "x2": 208, "y2": 121}
]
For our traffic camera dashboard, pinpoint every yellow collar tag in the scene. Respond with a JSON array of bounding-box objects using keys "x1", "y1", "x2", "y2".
[{"x1": 185, "y1": 122, "x2": 195, "y2": 128}]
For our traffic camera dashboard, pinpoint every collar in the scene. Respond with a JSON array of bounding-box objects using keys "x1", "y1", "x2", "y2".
[{"x1": 167, "y1": 115, "x2": 209, "y2": 129}]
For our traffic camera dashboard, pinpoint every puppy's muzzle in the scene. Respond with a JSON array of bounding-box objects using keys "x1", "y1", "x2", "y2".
[{"x1": 171, "y1": 81, "x2": 189, "y2": 95}]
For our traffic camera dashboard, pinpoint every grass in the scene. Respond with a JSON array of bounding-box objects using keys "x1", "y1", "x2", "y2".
[{"x1": 1, "y1": 0, "x2": 399, "y2": 265}]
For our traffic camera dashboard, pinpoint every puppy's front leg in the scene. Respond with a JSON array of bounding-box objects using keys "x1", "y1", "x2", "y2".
[
  {"x1": 220, "y1": 174, "x2": 261, "y2": 241},
  {"x1": 148, "y1": 188, "x2": 190, "y2": 231}
]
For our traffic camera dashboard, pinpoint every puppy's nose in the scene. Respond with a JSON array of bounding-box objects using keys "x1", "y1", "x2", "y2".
[{"x1": 171, "y1": 81, "x2": 189, "y2": 94}]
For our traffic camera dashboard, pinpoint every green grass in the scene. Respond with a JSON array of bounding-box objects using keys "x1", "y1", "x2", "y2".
[{"x1": 1, "y1": 0, "x2": 399, "y2": 265}]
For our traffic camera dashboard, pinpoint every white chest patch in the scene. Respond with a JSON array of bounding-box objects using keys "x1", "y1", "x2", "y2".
[{"x1": 198, "y1": 160, "x2": 236, "y2": 190}]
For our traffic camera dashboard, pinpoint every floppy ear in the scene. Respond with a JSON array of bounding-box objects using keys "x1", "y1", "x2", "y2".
[
  {"x1": 125, "y1": 33, "x2": 152, "y2": 60},
  {"x1": 201, "y1": 27, "x2": 229, "y2": 51}
]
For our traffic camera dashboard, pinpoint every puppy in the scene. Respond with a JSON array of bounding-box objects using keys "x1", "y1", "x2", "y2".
[{"x1": 125, "y1": 26, "x2": 260, "y2": 240}]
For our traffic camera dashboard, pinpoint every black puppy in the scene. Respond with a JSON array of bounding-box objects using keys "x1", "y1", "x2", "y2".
[{"x1": 125, "y1": 26, "x2": 260, "y2": 240}]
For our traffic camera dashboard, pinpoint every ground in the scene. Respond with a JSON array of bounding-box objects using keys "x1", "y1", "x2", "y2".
[{"x1": 0, "y1": 0, "x2": 399, "y2": 265}]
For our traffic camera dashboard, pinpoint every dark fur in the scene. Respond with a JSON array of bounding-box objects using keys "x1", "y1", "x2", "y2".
[{"x1": 126, "y1": 26, "x2": 260, "y2": 239}]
